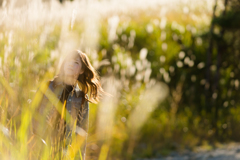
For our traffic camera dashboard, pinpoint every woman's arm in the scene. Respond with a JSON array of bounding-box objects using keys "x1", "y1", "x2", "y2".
[
  {"x1": 32, "y1": 81, "x2": 51, "y2": 136},
  {"x1": 32, "y1": 81, "x2": 60, "y2": 141}
]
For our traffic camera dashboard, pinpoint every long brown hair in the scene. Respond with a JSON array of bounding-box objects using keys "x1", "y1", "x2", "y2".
[
  {"x1": 59, "y1": 50, "x2": 104, "y2": 103},
  {"x1": 76, "y1": 50, "x2": 104, "y2": 103}
]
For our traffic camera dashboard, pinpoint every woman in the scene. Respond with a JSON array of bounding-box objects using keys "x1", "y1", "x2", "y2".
[{"x1": 32, "y1": 50, "x2": 104, "y2": 159}]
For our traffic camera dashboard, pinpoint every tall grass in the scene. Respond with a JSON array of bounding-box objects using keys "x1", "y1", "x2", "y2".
[{"x1": 0, "y1": 0, "x2": 217, "y2": 159}]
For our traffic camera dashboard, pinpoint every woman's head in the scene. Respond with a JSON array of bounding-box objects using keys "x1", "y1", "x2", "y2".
[
  {"x1": 60, "y1": 50, "x2": 104, "y2": 103},
  {"x1": 62, "y1": 52, "x2": 84, "y2": 84}
]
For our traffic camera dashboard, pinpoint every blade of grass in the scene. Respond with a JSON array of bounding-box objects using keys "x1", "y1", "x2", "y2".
[
  {"x1": 0, "y1": 75, "x2": 17, "y2": 102},
  {"x1": 98, "y1": 143, "x2": 109, "y2": 160}
]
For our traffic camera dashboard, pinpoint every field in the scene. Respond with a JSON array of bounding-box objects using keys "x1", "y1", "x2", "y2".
[{"x1": 1, "y1": 0, "x2": 240, "y2": 159}]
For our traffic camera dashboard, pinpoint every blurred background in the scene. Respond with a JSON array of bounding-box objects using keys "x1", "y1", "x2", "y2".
[{"x1": 0, "y1": 0, "x2": 240, "y2": 159}]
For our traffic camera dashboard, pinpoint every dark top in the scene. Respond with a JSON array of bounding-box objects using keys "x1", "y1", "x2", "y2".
[
  {"x1": 33, "y1": 79, "x2": 89, "y2": 160},
  {"x1": 60, "y1": 84, "x2": 73, "y2": 103}
]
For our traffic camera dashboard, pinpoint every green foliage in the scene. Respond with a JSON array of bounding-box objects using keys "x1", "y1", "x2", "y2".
[{"x1": 1, "y1": 0, "x2": 240, "y2": 159}]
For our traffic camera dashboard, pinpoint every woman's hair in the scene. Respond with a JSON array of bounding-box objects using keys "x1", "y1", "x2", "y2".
[{"x1": 59, "y1": 50, "x2": 105, "y2": 103}]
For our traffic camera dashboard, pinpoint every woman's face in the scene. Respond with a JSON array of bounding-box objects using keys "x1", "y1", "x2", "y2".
[{"x1": 63, "y1": 56, "x2": 84, "y2": 84}]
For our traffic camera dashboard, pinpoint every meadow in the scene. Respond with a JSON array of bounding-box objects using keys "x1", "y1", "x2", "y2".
[{"x1": 1, "y1": 0, "x2": 240, "y2": 159}]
